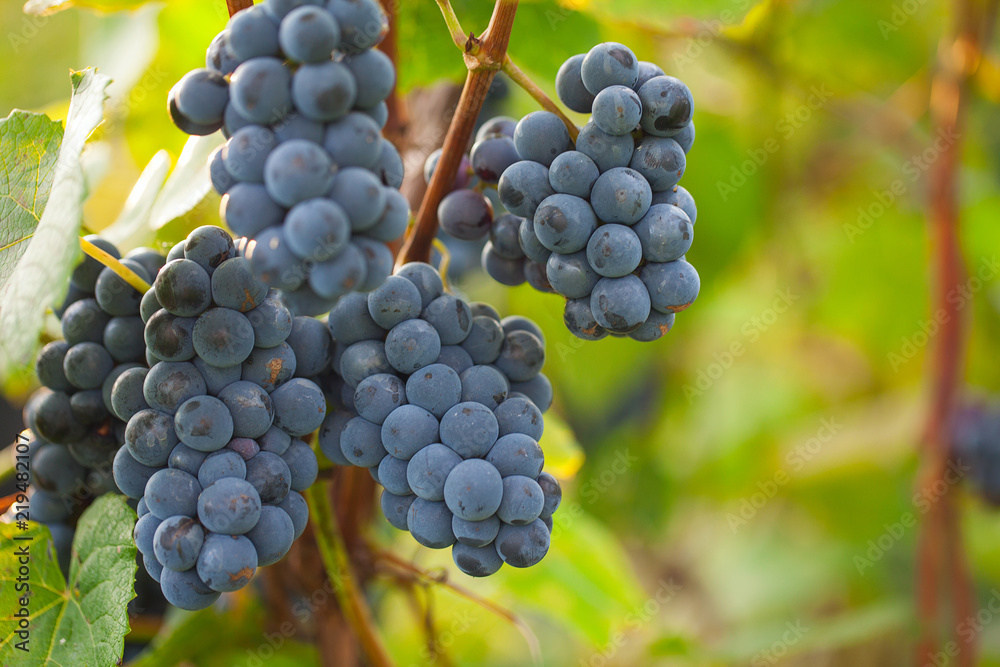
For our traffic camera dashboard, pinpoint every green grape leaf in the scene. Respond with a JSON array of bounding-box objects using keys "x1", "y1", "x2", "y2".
[
  {"x1": 0, "y1": 68, "x2": 110, "y2": 381},
  {"x1": 0, "y1": 111, "x2": 63, "y2": 292},
  {"x1": 23, "y1": 0, "x2": 152, "y2": 16},
  {"x1": 0, "y1": 495, "x2": 138, "y2": 667}
]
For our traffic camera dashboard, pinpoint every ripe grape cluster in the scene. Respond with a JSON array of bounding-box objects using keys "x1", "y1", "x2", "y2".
[
  {"x1": 168, "y1": 0, "x2": 408, "y2": 315},
  {"x1": 489, "y1": 42, "x2": 700, "y2": 342},
  {"x1": 952, "y1": 400, "x2": 1000, "y2": 505},
  {"x1": 112, "y1": 226, "x2": 327, "y2": 610},
  {"x1": 317, "y1": 262, "x2": 562, "y2": 575}
]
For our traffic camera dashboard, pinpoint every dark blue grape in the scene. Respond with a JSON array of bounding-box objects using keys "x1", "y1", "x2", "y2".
[
  {"x1": 366, "y1": 188, "x2": 410, "y2": 242},
  {"x1": 292, "y1": 61, "x2": 357, "y2": 122},
  {"x1": 638, "y1": 75, "x2": 694, "y2": 137},
  {"x1": 373, "y1": 137, "x2": 404, "y2": 189},
  {"x1": 575, "y1": 122, "x2": 633, "y2": 173},
  {"x1": 173, "y1": 68, "x2": 229, "y2": 127},
  {"x1": 592, "y1": 84, "x2": 641, "y2": 136},
  {"x1": 340, "y1": 417, "x2": 387, "y2": 467},
  {"x1": 245, "y1": 293, "x2": 293, "y2": 349},
  {"x1": 259, "y1": 424, "x2": 293, "y2": 455},
  {"x1": 144, "y1": 310, "x2": 196, "y2": 363},
  {"x1": 330, "y1": 167, "x2": 387, "y2": 231},
  {"x1": 155, "y1": 259, "x2": 212, "y2": 317},
  {"x1": 460, "y1": 316, "x2": 504, "y2": 365},
  {"x1": 353, "y1": 238, "x2": 393, "y2": 295},
  {"x1": 223, "y1": 102, "x2": 253, "y2": 138},
  {"x1": 498, "y1": 160, "x2": 554, "y2": 219},
  {"x1": 517, "y1": 217, "x2": 551, "y2": 264},
  {"x1": 322, "y1": 112, "x2": 383, "y2": 169},
  {"x1": 63, "y1": 342, "x2": 114, "y2": 390},
  {"x1": 421, "y1": 294, "x2": 473, "y2": 345},
  {"x1": 197, "y1": 477, "x2": 261, "y2": 535},
  {"x1": 277, "y1": 489, "x2": 309, "y2": 539},
  {"x1": 406, "y1": 497, "x2": 456, "y2": 548},
  {"x1": 71, "y1": 235, "x2": 120, "y2": 290},
  {"x1": 453, "y1": 541, "x2": 504, "y2": 577},
  {"x1": 632, "y1": 204, "x2": 693, "y2": 262},
  {"x1": 62, "y1": 299, "x2": 110, "y2": 346},
  {"x1": 95, "y1": 259, "x2": 151, "y2": 317},
  {"x1": 385, "y1": 319, "x2": 441, "y2": 373},
  {"x1": 160, "y1": 564, "x2": 219, "y2": 610},
  {"x1": 423, "y1": 149, "x2": 472, "y2": 189},
  {"x1": 210, "y1": 145, "x2": 234, "y2": 195},
  {"x1": 380, "y1": 489, "x2": 415, "y2": 530},
  {"x1": 630, "y1": 136, "x2": 685, "y2": 192},
  {"x1": 273, "y1": 112, "x2": 325, "y2": 144},
  {"x1": 443, "y1": 459, "x2": 503, "y2": 521},
  {"x1": 439, "y1": 402, "x2": 499, "y2": 459},
  {"x1": 114, "y1": 447, "x2": 158, "y2": 499},
  {"x1": 264, "y1": 139, "x2": 337, "y2": 208},
  {"x1": 240, "y1": 342, "x2": 295, "y2": 392},
  {"x1": 308, "y1": 244, "x2": 367, "y2": 299},
  {"x1": 31, "y1": 444, "x2": 86, "y2": 495},
  {"x1": 532, "y1": 194, "x2": 597, "y2": 254},
  {"x1": 174, "y1": 396, "x2": 235, "y2": 453},
  {"x1": 134, "y1": 513, "x2": 161, "y2": 556},
  {"x1": 197, "y1": 532, "x2": 258, "y2": 592},
  {"x1": 581, "y1": 42, "x2": 639, "y2": 94},
  {"x1": 367, "y1": 275, "x2": 422, "y2": 328},
  {"x1": 339, "y1": 339, "x2": 392, "y2": 387},
  {"x1": 452, "y1": 514, "x2": 500, "y2": 548},
  {"x1": 590, "y1": 275, "x2": 651, "y2": 333},
  {"x1": 555, "y1": 53, "x2": 595, "y2": 113},
  {"x1": 103, "y1": 316, "x2": 146, "y2": 363},
  {"x1": 500, "y1": 316, "x2": 545, "y2": 346},
  {"x1": 140, "y1": 289, "x2": 161, "y2": 324},
  {"x1": 482, "y1": 244, "x2": 526, "y2": 287},
  {"x1": 103, "y1": 362, "x2": 142, "y2": 415},
  {"x1": 227, "y1": 4, "x2": 280, "y2": 60},
  {"x1": 403, "y1": 363, "x2": 461, "y2": 420},
  {"x1": 563, "y1": 298, "x2": 608, "y2": 341},
  {"x1": 639, "y1": 259, "x2": 700, "y2": 313},
  {"x1": 284, "y1": 316, "x2": 332, "y2": 377},
  {"x1": 438, "y1": 189, "x2": 493, "y2": 241},
  {"x1": 193, "y1": 308, "x2": 256, "y2": 367},
  {"x1": 673, "y1": 121, "x2": 695, "y2": 153},
  {"x1": 548, "y1": 150, "x2": 599, "y2": 199},
  {"x1": 377, "y1": 454, "x2": 411, "y2": 495},
  {"x1": 435, "y1": 345, "x2": 474, "y2": 375},
  {"x1": 318, "y1": 409, "x2": 353, "y2": 465},
  {"x1": 279, "y1": 5, "x2": 340, "y2": 63},
  {"x1": 153, "y1": 515, "x2": 204, "y2": 573},
  {"x1": 378, "y1": 404, "x2": 438, "y2": 460},
  {"x1": 590, "y1": 167, "x2": 652, "y2": 224},
  {"x1": 247, "y1": 227, "x2": 307, "y2": 291},
  {"x1": 471, "y1": 136, "x2": 519, "y2": 183},
  {"x1": 229, "y1": 57, "x2": 292, "y2": 125},
  {"x1": 407, "y1": 444, "x2": 462, "y2": 501},
  {"x1": 511, "y1": 374, "x2": 552, "y2": 413},
  {"x1": 487, "y1": 213, "x2": 524, "y2": 261},
  {"x1": 145, "y1": 468, "x2": 202, "y2": 520},
  {"x1": 192, "y1": 357, "x2": 241, "y2": 396},
  {"x1": 262, "y1": 0, "x2": 324, "y2": 21},
  {"x1": 225, "y1": 125, "x2": 277, "y2": 183},
  {"x1": 244, "y1": 450, "x2": 291, "y2": 502},
  {"x1": 218, "y1": 380, "x2": 275, "y2": 438},
  {"x1": 460, "y1": 365, "x2": 508, "y2": 410},
  {"x1": 587, "y1": 224, "x2": 642, "y2": 278},
  {"x1": 169, "y1": 443, "x2": 209, "y2": 476},
  {"x1": 125, "y1": 408, "x2": 179, "y2": 466},
  {"x1": 30, "y1": 390, "x2": 83, "y2": 444},
  {"x1": 221, "y1": 183, "x2": 286, "y2": 239},
  {"x1": 495, "y1": 331, "x2": 545, "y2": 383},
  {"x1": 497, "y1": 475, "x2": 544, "y2": 525},
  {"x1": 493, "y1": 398, "x2": 543, "y2": 440},
  {"x1": 36, "y1": 341, "x2": 72, "y2": 391},
  {"x1": 344, "y1": 48, "x2": 394, "y2": 109},
  {"x1": 353, "y1": 373, "x2": 406, "y2": 424},
  {"x1": 546, "y1": 250, "x2": 599, "y2": 299},
  {"x1": 650, "y1": 184, "x2": 697, "y2": 224},
  {"x1": 247, "y1": 505, "x2": 295, "y2": 565},
  {"x1": 475, "y1": 115, "x2": 517, "y2": 142},
  {"x1": 327, "y1": 0, "x2": 386, "y2": 53},
  {"x1": 536, "y1": 471, "x2": 561, "y2": 518},
  {"x1": 494, "y1": 518, "x2": 549, "y2": 567},
  {"x1": 628, "y1": 309, "x2": 676, "y2": 342}
]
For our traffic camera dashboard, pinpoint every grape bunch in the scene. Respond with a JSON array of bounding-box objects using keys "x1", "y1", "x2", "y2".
[
  {"x1": 317, "y1": 262, "x2": 562, "y2": 576},
  {"x1": 952, "y1": 399, "x2": 1000, "y2": 505},
  {"x1": 167, "y1": 0, "x2": 408, "y2": 315},
  {"x1": 488, "y1": 42, "x2": 700, "y2": 342},
  {"x1": 112, "y1": 225, "x2": 328, "y2": 610},
  {"x1": 424, "y1": 116, "x2": 524, "y2": 284}
]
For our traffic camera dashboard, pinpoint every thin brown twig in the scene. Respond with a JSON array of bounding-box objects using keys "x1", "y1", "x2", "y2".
[
  {"x1": 396, "y1": 0, "x2": 520, "y2": 267},
  {"x1": 502, "y1": 55, "x2": 579, "y2": 141},
  {"x1": 226, "y1": 0, "x2": 252, "y2": 18}
]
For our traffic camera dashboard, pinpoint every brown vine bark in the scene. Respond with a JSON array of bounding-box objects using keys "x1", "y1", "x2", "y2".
[
  {"x1": 226, "y1": 0, "x2": 252, "y2": 17},
  {"x1": 396, "y1": 0, "x2": 520, "y2": 266}
]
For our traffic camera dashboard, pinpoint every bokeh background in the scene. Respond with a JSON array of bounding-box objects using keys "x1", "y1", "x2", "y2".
[{"x1": 3, "y1": 0, "x2": 1000, "y2": 665}]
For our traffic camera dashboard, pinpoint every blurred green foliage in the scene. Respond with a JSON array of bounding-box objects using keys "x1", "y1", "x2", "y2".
[{"x1": 2, "y1": 0, "x2": 1000, "y2": 664}]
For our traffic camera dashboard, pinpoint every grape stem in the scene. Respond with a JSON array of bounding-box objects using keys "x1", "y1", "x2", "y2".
[
  {"x1": 226, "y1": 0, "x2": 251, "y2": 17},
  {"x1": 373, "y1": 548, "x2": 543, "y2": 665},
  {"x1": 430, "y1": 238, "x2": 452, "y2": 292},
  {"x1": 435, "y1": 0, "x2": 469, "y2": 52},
  {"x1": 502, "y1": 55, "x2": 579, "y2": 141},
  {"x1": 78, "y1": 237, "x2": 151, "y2": 294},
  {"x1": 306, "y1": 481, "x2": 396, "y2": 667},
  {"x1": 396, "y1": 0, "x2": 520, "y2": 267},
  {"x1": 915, "y1": 1, "x2": 998, "y2": 664}
]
